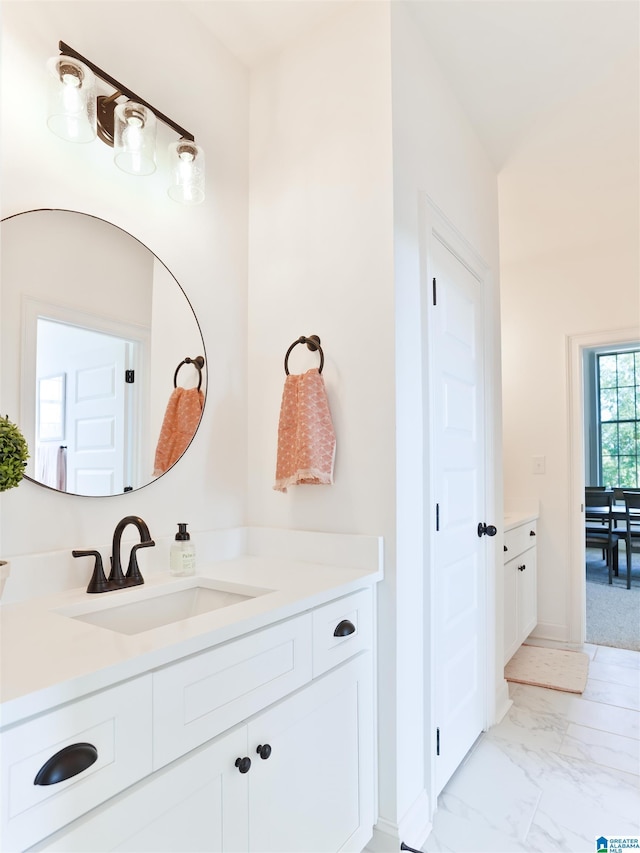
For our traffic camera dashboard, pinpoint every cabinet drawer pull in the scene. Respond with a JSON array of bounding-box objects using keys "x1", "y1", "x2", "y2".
[
  {"x1": 34, "y1": 742, "x2": 98, "y2": 786},
  {"x1": 517, "y1": 564, "x2": 526, "y2": 572},
  {"x1": 256, "y1": 743, "x2": 272, "y2": 760},
  {"x1": 529, "y1": 530, "x2": 536, "y2": 536},
  {"x1": 235, "y1": 756, "x2": 251, "y2": 774},
  {"x1": 334, "y1": 619, "x2": 356, "y2": 637}
]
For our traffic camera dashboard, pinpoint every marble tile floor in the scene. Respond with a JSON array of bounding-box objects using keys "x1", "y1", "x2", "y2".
[{"x1": 423, "y1": 644, "x2": 640, "y2": 852}]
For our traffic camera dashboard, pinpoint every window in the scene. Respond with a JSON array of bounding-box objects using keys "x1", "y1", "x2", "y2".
[{"x1": 597, "y1": 349, "x2": 640, "y2": 487}]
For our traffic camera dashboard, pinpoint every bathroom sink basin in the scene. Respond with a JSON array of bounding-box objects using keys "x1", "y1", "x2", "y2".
[{"x1": 57, "y1": 580, "x2": 272, "y2": 635}]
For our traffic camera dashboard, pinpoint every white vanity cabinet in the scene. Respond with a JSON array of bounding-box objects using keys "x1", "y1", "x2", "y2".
[
  {"x1": 503, "y1": 517, "x2": 538, "y2": 664},
  {"x1": 246, "y1": 653, "x2": 373, "y2": 853},
  {"x1": 1, "y1": 677, "x2": 153, "y2": 852},
  {"x1": 30, "y1": 724, "x2": 250, "y2": 852},
  {"x1": 22, "y1": 587, "x2": 375, "y2": 853}
]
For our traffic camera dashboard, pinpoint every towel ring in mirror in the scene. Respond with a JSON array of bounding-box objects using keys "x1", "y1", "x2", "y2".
[{"x1": 174, "y1": 356, "x2": 205, "y2": 391}]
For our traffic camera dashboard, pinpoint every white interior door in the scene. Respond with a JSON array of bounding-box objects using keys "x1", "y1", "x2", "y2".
[
  {"x1": 66, "y1": 340, "x2": 128, "y2": 496},
  {"x1": 35, "y1": 318, "x2": 135, "y2": 495},
  {"x1": 428, "y1": 233, "x2": 487, "y2": 795}
]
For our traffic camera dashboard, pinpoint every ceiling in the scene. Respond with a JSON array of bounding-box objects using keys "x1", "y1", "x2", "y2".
[
  {"x1": 185, "y1": 0, "x2": 639, "y2": 169},
  {"x1": 184, "y1": 1, "x2": 343, "y2": 68},
  {"x1": 408, "y1": 1, "x2": 639, "y2": 168}
]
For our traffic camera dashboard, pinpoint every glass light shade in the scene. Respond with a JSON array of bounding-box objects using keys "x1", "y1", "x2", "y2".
[
  {"x1": 114, "y1": 102, "x2": 156, "y2": 176},
  {"x1": 168, "y1": 140, "x2": 205, "y2": 205},
  {"x1": 46, "y1": 55, "x2": 96, "y2": 143}
]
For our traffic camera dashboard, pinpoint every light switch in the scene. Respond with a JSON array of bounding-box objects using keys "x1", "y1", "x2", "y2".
[{"x1": 532, "y1": 456, "x2": 546, "y2": 474}]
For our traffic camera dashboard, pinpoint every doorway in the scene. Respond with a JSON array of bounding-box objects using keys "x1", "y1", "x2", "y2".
[
  {"x1": 21, "y1": 297, "x2": 147, "y2": 495},
  {"x1": 583, "y1": 341, "x2": 640, "y2": 649},
  {"x1": 35, "y1": 319, "x2": 134, "y2": 495},
  {"x1": 568, "y1": 328, "x2": 640, "y2": 650}
]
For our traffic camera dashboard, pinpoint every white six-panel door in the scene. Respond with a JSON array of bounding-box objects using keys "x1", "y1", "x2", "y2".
[{"x1": 427, "y1": 229, "x2": 487, "y2": 795}]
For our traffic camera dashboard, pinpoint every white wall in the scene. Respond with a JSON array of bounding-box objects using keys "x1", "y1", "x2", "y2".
[
  {"x1": 0, "y1": 2, "x2": 249, "y2": 557},
  {"x1": 247, "y1": 1, "x2": 395, "y2": 538},
  {"x1": 500, "y1": 41, "x2": 640, "y2": 642}
]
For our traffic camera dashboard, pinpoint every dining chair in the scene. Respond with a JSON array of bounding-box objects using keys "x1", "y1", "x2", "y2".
[
  {"x1": 584, "y1": 489, "x2": 619, "y2": 584},
  {"x1": 619, "y1": 491, "x2": 640, "y2": 589}
]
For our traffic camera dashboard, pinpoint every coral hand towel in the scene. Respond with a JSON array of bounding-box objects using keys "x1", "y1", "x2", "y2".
[
  {"x1": 153, "y1": 387, "x2": 204, "y2": 476},
  {"x1": 274, "y1": 368, "x2": 336, "y2": 493}
]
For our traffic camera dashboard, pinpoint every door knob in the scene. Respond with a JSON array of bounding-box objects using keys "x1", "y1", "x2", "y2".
[
  {"x1": 477, "y1": 522, "x2": 497, "y2": 537},
  {"x1": 235, "y1": 756, "x2": 251, "y2": 774}
]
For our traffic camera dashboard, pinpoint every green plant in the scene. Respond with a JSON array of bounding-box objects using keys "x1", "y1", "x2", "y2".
[{"x1": 0, "y1": 416, "x2": 29, "y2": 492}]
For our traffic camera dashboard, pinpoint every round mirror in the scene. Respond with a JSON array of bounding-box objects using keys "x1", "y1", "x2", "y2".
[{"x1": 1, "y1": 209, "x2": 207, "y2": 496}]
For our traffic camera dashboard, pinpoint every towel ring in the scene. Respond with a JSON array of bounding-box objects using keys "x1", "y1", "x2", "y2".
[
  {"x1": 284, "y1": 335, "x2": 324, "y2": 375},
  {"x1": 174, "y1": 355, "x2": 205, "y2": 391}
]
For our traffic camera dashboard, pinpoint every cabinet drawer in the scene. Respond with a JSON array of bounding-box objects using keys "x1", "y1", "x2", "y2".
[
  {"x1": 1, "y1": 676, "x2": 152, "y2": 852},
  {"x1": 153, "y1": 613, "x2": 312, "y2": 768},
  {"x1": 312, "y1": 588, "x2": 373, "y2": 677},
  {"x1": 503, "y1": 521, "x2": 537, "y2": 562}
]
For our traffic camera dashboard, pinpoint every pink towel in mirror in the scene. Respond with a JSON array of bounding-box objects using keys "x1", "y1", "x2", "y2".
[{"x1": 153, "y1": 387, "x2": 204, "y2": 476}]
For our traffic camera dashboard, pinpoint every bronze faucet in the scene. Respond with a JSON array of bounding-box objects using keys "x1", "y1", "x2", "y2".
[{"x1": 73, "y1": 515, "x2": 155, "y2": 593}]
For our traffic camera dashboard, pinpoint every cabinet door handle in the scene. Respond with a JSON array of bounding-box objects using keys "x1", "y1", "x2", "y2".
[
  {"x1": 256, "y1": 743, "x2": 272, "y2": 760},
  {"x1": 34, "y1": 742, "x2": 98, "y2": 786},
  {"x1": 477, "y1": 523, "x2": 497, "y2": 537},
  {"x1": 517, "y1": 564, "x2": 526, "y2": 572},
  {"x1": 235, "y1": 756, "x2": 252, "y2": 774},
  {"x1": 334, "y1": 619, "x2": 356, "y2": 637}
]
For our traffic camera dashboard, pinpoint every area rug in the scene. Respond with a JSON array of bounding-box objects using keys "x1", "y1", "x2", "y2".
[
  {"x1": 504, "y1": 644, "x2": 589, "y2": 693},
  {"x1": 586, "y1": 548, "x2": 640, "y2": 651}
]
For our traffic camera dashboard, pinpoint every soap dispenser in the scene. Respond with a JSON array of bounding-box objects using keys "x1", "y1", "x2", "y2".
[{"x1": 169, "y1": 523, "x2": 196, "y2": 576}]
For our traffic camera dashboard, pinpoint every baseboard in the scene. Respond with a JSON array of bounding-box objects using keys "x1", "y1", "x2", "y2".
[
  {"x1": 367, "y1": 790, "x2": 432, "y2": 852},
  {"x1": 531, "y1": 622, "x2": 570, "y2": 643},
  {"x1": 494, "y1": 677, "x2": 512, "y2": 725}
]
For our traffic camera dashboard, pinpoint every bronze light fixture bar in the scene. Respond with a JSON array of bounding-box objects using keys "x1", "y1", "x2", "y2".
[
  {"x1": 58, "y1": 41, "x2": 195, "y2": 145},
  {"x1": 47, "y1": 41, "x2": 206, "y2": 203}
]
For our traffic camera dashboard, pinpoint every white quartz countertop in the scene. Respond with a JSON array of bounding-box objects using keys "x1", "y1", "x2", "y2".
[
  {"x1": 504, "y1": 510, "x2": 539, "y2": 531},
  {"x1": 0, "y1": 529, "x2": 383, "y2": 728}
]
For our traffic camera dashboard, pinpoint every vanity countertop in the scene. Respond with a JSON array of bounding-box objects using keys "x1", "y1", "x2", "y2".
[
  {"x1": 504, "y1": 510, "x2": 539, "y2": 532},
  {"x1": 0, "y1": 529, "x2": 383, "y2": 728}
]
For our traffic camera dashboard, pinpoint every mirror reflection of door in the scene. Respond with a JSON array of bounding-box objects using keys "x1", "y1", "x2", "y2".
[{"x1": 36, "y1": 318, "x2": 140, "y2": 496}]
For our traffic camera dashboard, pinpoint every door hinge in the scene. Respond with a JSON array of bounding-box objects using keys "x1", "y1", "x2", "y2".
[
  {"x1": 432, "y1": 277, "x2": 437, "y2": 306},
  {"x1": 436, "y1": 502, "x2": 440, "y2": 531},
  {"x1": 436, "y1": 727, "x2": 440, "y2": 756},
  {"x1": 125, "y1": 370, "x2": 135, "y2": 384}
]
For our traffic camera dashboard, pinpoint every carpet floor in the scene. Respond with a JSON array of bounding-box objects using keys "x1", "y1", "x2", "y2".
[{"x1": 586, "y1": 546, "x2": 640, "y2": 651}]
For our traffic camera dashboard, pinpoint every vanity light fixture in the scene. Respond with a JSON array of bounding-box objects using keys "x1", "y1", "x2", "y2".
[{"x1": 46, "y1": 42, "x2": 205, "y2": 205}]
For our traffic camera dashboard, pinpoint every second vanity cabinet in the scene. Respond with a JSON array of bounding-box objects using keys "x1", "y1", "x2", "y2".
[
  {"x1": 503, "y1": 517, "x2": 538, "y2": 663},
  {"x1": 18, "y1": 588, "x2": 374, "y2": 853}
]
